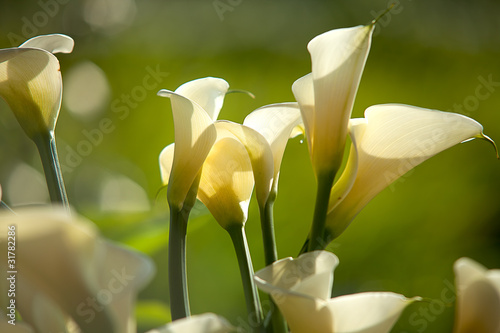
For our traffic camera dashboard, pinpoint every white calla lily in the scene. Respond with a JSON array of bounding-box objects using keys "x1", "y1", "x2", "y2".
[
  {"x1": 243, "y1": 103, "x2": 304, "y2": 195},
  {"x1": 158, "y1": 77, "x2": 229, "y2": 210},
  {"x1": 0, "y1": 34, "x2": 73, "y2": 139},
  {"x1": 0, "y1": 207, "x2": 155, "y2": 333},
  {"x1": 161, "y1": 120, "x2": 274, "y2": 229},
  {"x1": 292, "y1": 24, "x2": 373, "y2": 177},
  {"x1": 255, "y1": 251, "x2": 418, "y2": 333},
  {"x1": 146, "y1": 313, "x2": 236, "y2": 333},
  {"x1": 453, "y1": 258, "x2": 500, "y2": 333},
  {"x1": 324, "y1": 104, "x2": 494, "y2": 241}
]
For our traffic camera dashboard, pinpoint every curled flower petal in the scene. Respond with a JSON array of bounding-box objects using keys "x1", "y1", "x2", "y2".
[
  {"x1": 326, "y1": 292, "x2": 417, "y2": 333},
  {"x1": 19, "y1": 34, "x2": 74, "y2": 54},
  {"x1": 159, "y1": 143, "x2": 175, "y2": 185},
  {"x1": 174, "y1": 77, "x2": 229, "y2": 121},
  {"x1": 158, "y1": 78, "x2": 230, "y2": 210},
  {"x1": 453, "y1": 258, "x2": 500, "y2": 333},
  {"x1": 158, "y1": 89, "x2": 217, "y2": 210},
  {"x1": 244, "y1": 103, "x2": 303, "y2": 194},
  {"x1": 325, "y1": 104, "x2": 492, "y2": 241},
  {"x1": 0, "y1": 48, "x2": 63, "y2": 138},
  {"x1": 293, "y1": 25, "x2": 373, "y2": 176},
  {"x1": 215, "y1": 120, "x2": 274, "y2": 208},
  {"x1": 197, "y1": 135, "x2": 254, "y2": 229},
  {"x1": 146, "y1": 313, "x2": 235, "y2": 333},
  {"x1": 255, "y1": 251, "x2": 416, "y2": 333}
]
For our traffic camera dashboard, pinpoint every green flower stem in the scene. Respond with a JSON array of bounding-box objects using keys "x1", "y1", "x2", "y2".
[
  {"x1": 259, "y1": 193, "x2": 278, "y2": 266},
  {"x1": 168, "y1": 205, "x2": 191, "y2": 320},
  {"x1": 308, "y1": 172, "x2": 336, "y2": 252},
  {"x1": 32, "y1": 132, "x2": 69, "y2": 208},
  {"x1": 258, "y1": 192, "x2": 288, "y2": 333},
  {"x1": 227, "y1": 225, "x2": 263, "y2": 332}
]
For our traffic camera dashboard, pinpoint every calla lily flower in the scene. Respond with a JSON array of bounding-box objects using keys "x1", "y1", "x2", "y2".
[
  {"x1": 254, "y1": 251, "x2": 418, "y2": 333},
  {"x1": 161, "y1": 119, "x2": 274, "y2": 229},
  {"x1": 0, "y1": 207, "x2": 155, "y2": 333},
  {"x1": 453, "y1": 257, "x2": 500, "y2": 333},
  {"x1": 146, "y1": 313, "x2": 236, "y2": 333},
  {"x1": 243, "y1": 103, "x2": 304, "y2": 196},
  {"x1": 158, "y1": 77, "x2": 229, "y2": 211},
  {"x1": 0, "y1": 34, "x2": 74, "y2": 139},
  {"x1": 324, "y1": 104, "x2": 495, "y2": 241},
  {"x1": 292, "y1": 24, "x2": 373, "y2": 177}
]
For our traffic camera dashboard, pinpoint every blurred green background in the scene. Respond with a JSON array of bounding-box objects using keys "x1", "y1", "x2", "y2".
[{"x1": 1, "y1": 0, "x2": 500, "y2": 332}]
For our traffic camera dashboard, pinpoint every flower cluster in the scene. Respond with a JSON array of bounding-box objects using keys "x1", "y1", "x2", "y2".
[{"x1": 0, "y1": 17, "x2": 498, "y2": 333}]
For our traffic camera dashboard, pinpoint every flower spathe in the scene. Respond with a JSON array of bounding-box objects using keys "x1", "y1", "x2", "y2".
[
  {"x1": 292, "y1": 24, "x2": 373, "y2": 177},
  {"x1": 161, "y1": 119, "x2": 274, "y2": 228},
  {"x1": 146, "y1": 313, "x2": 236, "y2": 333},
  {"x1": 0, "y1": 34, "x2": 73, "y2": 139},
  {"x1": 158, "y1": 77, "x2": 230, "y2": 211},
  {"x1": 453, "y1": 257, "x2": 500, "y2": 333},
  {"x1": 243, "y1": 102, "x2": 304, "y2": 196},
  {"x1": 254, "y1": 251, "x2": 418, "y2": 333},
  {"x1": 0, "y1": 207, "x2": 155, "y2": 333},
  {"x1": 324, "y1": 104, "x2": 496, "y2": 241}
]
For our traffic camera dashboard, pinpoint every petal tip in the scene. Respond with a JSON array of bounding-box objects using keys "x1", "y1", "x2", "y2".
[{"x1": 157, "y1": 89, "x2": 173, "y2": 98}]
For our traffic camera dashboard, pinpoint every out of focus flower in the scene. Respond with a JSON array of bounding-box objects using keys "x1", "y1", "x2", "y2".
[
  {"x1": 0, "y1": 207, "x2": 155, "y2": 333},
  {"x1": 0, "y1": 34, "x2": 73, "y2": 139},
  {"x1": 255, "y1": 251, "x2": 419, "y2": 333},
  {"x1": 146, "y1": 313, "x2": 236, "y2": 333},
  {"x1": 453, "y1": 257, "x2": 500, "y2": 333}
]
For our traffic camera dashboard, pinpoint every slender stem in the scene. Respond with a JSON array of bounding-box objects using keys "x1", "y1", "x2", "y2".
[
  {"x1": 308, "y1": 172, "x2": 336, "y2": 252},
  {"x1": 227, "y1": 225, "x2": 263, "y2": 332},
  {"x1": 259, "y1": 195, "x2": 278, "y2": 266},
  {"x1": 168, "y1": 205, "x2": 191, "y2": 320},
  {"x1": 32, "y1": 132, "x2": 69, "y2": 208},
  {"x1": 258, "y1": 193, "x2": 288, "y2": 333}
]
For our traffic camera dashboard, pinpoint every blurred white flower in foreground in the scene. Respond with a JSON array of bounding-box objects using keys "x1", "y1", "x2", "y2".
[
  {"x1": 453, "y1": 257, "x2": 500, "y2": 333},
  {"x1": 0, "y1": 207, "x2": 155, "y2": 333},
  {"x1": 146, "y1": 313, "x2": 236, "y2": 333},
  {"x1": 255, "y1": 251, "x2": 419, "y2": 333}
]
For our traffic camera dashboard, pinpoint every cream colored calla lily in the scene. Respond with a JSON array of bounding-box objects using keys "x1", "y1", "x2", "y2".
[
  {"x1": 158, "y1": 77, "x2": 230, "y2": 210},
  {"x1": 0, "y1": 207, "x2": 155, "y2": 333},
  {"x1": 146, "y1": 313, "x2": 236, "y2": 333},
  {"x1": 453, "y1": 258, "x2": 500, "y2": 333},
  {"x1": 0, "y1": 34, "x2": 73, "y2": 139},
  {"x1": 254, "y1": 251, "x2": 418, "y2": 333},
  {"x1": 292, "y1": 24, "x2": 373, "y2": 177},
  {"x1": 160, "y1": 120, "x2": 274, "y2": 229},
  {"x1": 243, "y1": 103, "x2": 304, "y2": 195},
  {"x1": 324, "y1": 104, "x2": 494, "y2": 241}
]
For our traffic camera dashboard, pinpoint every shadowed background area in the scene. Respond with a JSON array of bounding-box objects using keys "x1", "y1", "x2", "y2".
[{"x1": 1, "y1": 0, "x2": 499, "y2": 331}]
